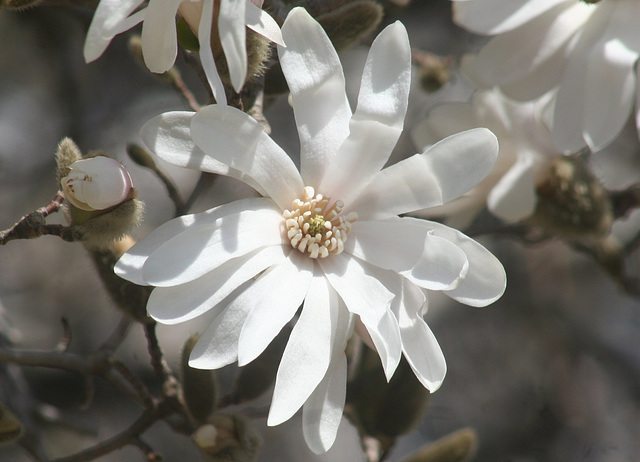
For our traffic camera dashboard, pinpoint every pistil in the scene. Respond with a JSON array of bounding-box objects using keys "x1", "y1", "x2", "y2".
[{"x1": 283, "y1": 186, "x2": 358, "y2": 258}]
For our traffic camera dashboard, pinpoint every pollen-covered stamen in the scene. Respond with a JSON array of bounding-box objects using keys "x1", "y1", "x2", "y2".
[{"x1": 283, "y1": 186, "x2": 358, "y2": 259}]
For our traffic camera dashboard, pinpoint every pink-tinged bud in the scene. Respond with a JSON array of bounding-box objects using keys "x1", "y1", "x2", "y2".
[{"x1": 61, "y1": 157, "x2": 133, "y2": 211}]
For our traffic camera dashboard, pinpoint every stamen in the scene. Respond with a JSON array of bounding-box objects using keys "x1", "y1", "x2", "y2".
[{"x1": 283, "y1": 186, "x2": 358, "y2": 259}]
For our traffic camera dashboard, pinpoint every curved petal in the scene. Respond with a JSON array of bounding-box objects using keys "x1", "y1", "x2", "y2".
[
  {"x1": 583, "y1": 39, "x2": 638, "y2": 150},
  {"x1": 320, "y1": 255, "x2": 401, "y2": 381},
  {"x1": 237, "y1": 251, "x2": 313, "y2": 366},
  {"x1": 412, "y1": 219, "x2": 506, "y2": 307},
  {"x1": 147, "y1": 245, "x2": 288, "y2": 324},
  {"x1": 199, "y1": 0, "x2": 227, "y2": 105},
  {"x1": 189, "y1": 249, "x2": 304, "y2": 369},
  {"x1": 453, "y1": 0, "x2": 564, "y2": 34},
  {"x1": 390, "y1": 279, "x2": 446, "y2": 391},
  {"x1": 115, "y1": 197, "x2": 274, "y2": 285},
  {"x1": 278, "y1": 7, "x2": 351, "y2": 187},
  {"x1": 267, "y1": 271, "x2": 338, "y2": 426},
  {"x1": 84, "y1": 0, "x2": 145, "y2": 62},
  {"x1": 245, "y1": 0, "x2": 284, "y2": 46},
  {"x1": 142, "y1": 204, "x2": 285, "y2": 287},
  {"x1": 140, "y1": 111, "x2": 267, "y2": 195},
  {"x1": 140, "y1": 0, "x2": 183, "y2": 73},
  {"x1": 219, "y1": 0, "x2": 248, "y2": 92},
  {"x1": 302, "y1": 353, "x2": 347, "y2": 454},
  {"x1": 191, "y1": 105, "x2": 304, "y2": 210},
  {"x1": 487, "y1": 154, "x2": 537, "y2": 222},
  {"x1": 411, "y1": 102, "x2": 479, "y2": 150},
  {"x1": 320, "y1": 21, "x2": 411, "y2": 205},
  {"x1": 351, "y1": 128, "x2": 498, "y2": 220},
  {"x1": 461, "y1": 2, "x2": 590, "y2": 88}
]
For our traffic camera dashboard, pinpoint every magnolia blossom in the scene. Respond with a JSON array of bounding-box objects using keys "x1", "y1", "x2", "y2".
[
  {"x1": 61, "y1": 156, "x2": 133, "y2": 211},
  {"x1": 115, "y1": 8, "x2": 506, "y2": 452},
  {"x1": 84, "y1": 0, "x2": 283, "y2": 105},
  {"x1": 412, "y1": 89, "x2": 566, "y2": 227},
  {"x1": 452, "y1": 0, "x2": 640, "y2": 152}
]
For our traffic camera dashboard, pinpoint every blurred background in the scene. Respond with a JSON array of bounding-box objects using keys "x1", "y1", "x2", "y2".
[{"x1": 2, "y1": 1, "x2": 640, "y2": 461}]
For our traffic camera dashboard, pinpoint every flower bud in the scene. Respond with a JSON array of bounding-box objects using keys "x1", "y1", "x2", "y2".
[
  {"x1": 192, "y1": 414, "x2": 262, "y2": 462},
  {"x1": 0, "y1": 403, "x2": 23, "y2": 444},
  {"x1": 61, "y1": 157, "x2": 133, "y2": 212}
]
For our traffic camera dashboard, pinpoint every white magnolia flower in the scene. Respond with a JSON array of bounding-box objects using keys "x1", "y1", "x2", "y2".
[
  {"x1": 115, "y1": 8, "x2": 506, "y2": 453},
  {"x1": 61, "y1": 156, "x2": 134, "y2": 211},
  {"x1": 84, "y1": 0, "x2": 284, "y2": 105},
  {"x1": 452, "y1": 0, "x2": 640, "y2": 152},
  {"x1": 412, "y1": 89, "x2": 563, "y2": 227}
]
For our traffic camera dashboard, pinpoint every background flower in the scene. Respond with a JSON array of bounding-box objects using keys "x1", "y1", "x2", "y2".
[
  {"x1": 116, "y1": 7, "x2": 505, "y2": 453},
  {"x1": 84, "y1": 0, "x2": 283, "y2": 105},
  {"x1": 451, "y1": 0, "x2": 640, "y2": 152},
  {"x1": 412, "y1": 88, "x2": 565, "y2": 228}
]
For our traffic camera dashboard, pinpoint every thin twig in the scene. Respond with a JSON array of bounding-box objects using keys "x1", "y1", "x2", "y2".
[{"x1": 0, "y1": 193, "x2": 76, "y2": 245}]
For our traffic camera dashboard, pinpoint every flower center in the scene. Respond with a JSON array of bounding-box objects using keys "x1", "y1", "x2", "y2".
[{"x1": 283, "y1": 186, "x2": 358, "y2": 259}]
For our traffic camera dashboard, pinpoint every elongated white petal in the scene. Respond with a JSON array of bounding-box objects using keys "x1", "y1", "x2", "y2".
[
  {"x1": 191, "y1": 104, "x2": 304, "y2": 210},
  {"x1": 462, "y1": 2, "x2": 589, "y2": 88},
  {"x1": 245, "y1": 0, "x2": 285, "y2": 46},
  {"x1": 351, "y1": 128, "x2": 498, "y2": 220},
  {"x1": 454, "y1": 0, "x2": 565, "y2": 35},
  {"x1": 199, "y1": 0, "x2": 228, "y2": 105},
  {"x1": 140, "y1": 0, "x2": 183, "y2": 73},
  {"x1": 147, "y1": 245, "x2": 288, "y2": 324},
  {"x1": 320, "y1": 21, "x2": 411, "y2": 205},
  {"x1": 278, "y1": 7, "x2": 351, "y2": 187},
  {"x1": 84, "y1": 0, "x2": 145, "y2": 62},
  {"x1": 142, "y1": 204, "x2": 284, "y2": 287},
  {"x1": 219, "y1": 0, "x2": 247, "y2": 92},
  {"x1": 115, "y1": 197, "x2": 273, "y2": 284},
  {"x1": 302, "y1": 354, "x2": 347, "y2": 454},
  {"x1": 140, "y1": 111, "x2": 267, "y2": 195},
  {"x1": 237, "y1": 251, "x2": 314, "y2": 366},
  {"x1": 396, "y1": 284, "x2": 446, "y2": 391},
  {"x1": 410, "y1": 219, "x2": 506, "y2": 307},
  {"x1": 487, "y1": 154, "x2": 537, "y2": 222},
  {"x1": 268, "y1": 272, "x2": 338, "y2": 426},
  {"x1": 583, "y1": 39, "x2": 637, "y2": 150},
  {"x1": 320, "y1": 254, "x2": 401, "y2": 380},
  {"x1": 401, "y1": 232, "x2": 469, "y2": 291}
]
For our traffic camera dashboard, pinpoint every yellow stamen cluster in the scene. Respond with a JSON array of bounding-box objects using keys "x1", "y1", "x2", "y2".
[{"x1": 283, "y1": 186, "x2": 358, "y2": 258}]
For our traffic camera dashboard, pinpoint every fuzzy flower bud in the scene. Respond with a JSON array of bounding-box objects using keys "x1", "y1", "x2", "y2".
[{"x1": 61, "y1": 157, "x2": 133, "y2": 211}]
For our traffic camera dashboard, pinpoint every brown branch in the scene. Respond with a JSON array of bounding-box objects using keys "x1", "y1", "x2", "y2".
[{"x1": 0, "y1": 193, "x2": 76, "y2": 245}]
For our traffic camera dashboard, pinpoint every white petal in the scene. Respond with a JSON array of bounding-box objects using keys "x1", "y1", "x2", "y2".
[
  {"x1": 189, "y1": 250, "x2": 303, "y2": 369},
  {"x1": 84, "y1": 0, "x2": 145, "y2": 62},
  {"x1": 219, "y1": 0, "x2": 247, "y2": 92},
  {"x1": 410, "y1": 102, "x2": 479, "y2": 150},
  {"x1": 487, "y1": 154, "x2": 537, "y2": 222},
  {"x1": 351, "y1": 128, "x2": 498, "y2": 220},
  {"x1": 454, "y1": 0, "x2": 566, "y2": 34},
  {"x1": 583, "y1": 39, "x2": 638, "y2": 150},
  {"x1": 147, "y1": 245, "x2": 288, "y2": 325},
  {"x1": 199, "y1": 0, "x2": 228, "y2": 105},
  {"x1": 140, "y1": 0, "x2": 183, "y2": 73},
  {"x1": 411, "y1": 219, "x2": 506, "y2": 307},
  {"x1": 191, "y1": 105, "x2": 304, "y2": 210},
  {"x1": 140, "y1": 111, "x2": 267, "y2": 195},
  {"x1": 302, "y1": 354, "x2": 347, "y2": 454},
  {"x1": 114, "y1": 197, "x2": 273, "y2": 285},
  {"x1": 388, "y1": 279, "x2": 445, "y2": 391},
  {"x1": 278, "y1": 7, "x2": 351, "y2": 187},
  {"x1": 400, "y1": 231, "x2": 469, "y2": 292},
  {"x1": 320, "y1": 255, "x2": 401, "y2": 381},
  {"x1": 461, "y1": 2, "x2": 590, "y2": 88},
  {"x1": 320, "y1": 21, "x2": 411, "y2": 205},
  {"x1": 237, "y1": 251, "x2": 313, "y2": 366},
  {"x1": 245, "y1": 0, "x2": 285, "y2": 46},
  {"x1": 142, "y1": 202, "x2": 284, "y2": 286},
  {"x1": 267, "y1": 272, "x2": 338, "y2": 426}
]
